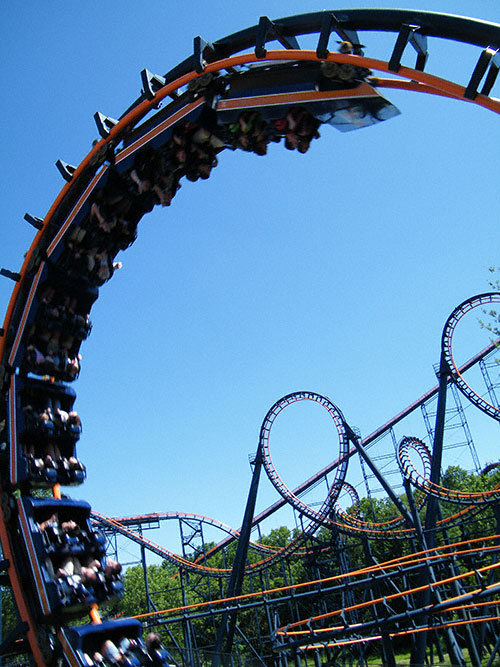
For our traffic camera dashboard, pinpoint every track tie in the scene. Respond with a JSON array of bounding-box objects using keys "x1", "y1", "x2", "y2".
[
  {"x1": 255, "y1": 16, "x2": 300, "y2": 59},
  {"x1": 23, "y1": 213, "x2": 44, "y2": 230},
  {"x1": 388, "y1": 23, "x2": 428, "y2": 73},
  {"x1": 0, "y1": 269, "x2": 21, "y2": 282},
  {"x1": 140, "y1": 69, "x2": 167, "y2": 100},
  {"x1": 55, "y1": 159, "x2": 76, "y2": 182},
  {"x1": 94, "y1": 111, "x2": 118, "y2": 138},
  {"x1": 465, "y1": 46, "x2": 500, "y2": 100},
  {"x1": 193, "y1": 36, "x2": 216, "y2": 73},
  {"x1": 316, "y1": 12, "x2": 362, "y2": 59}
]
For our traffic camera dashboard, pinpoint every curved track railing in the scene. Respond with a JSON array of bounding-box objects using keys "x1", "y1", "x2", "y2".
[{"x1": 442, "y1": 292, "x2": 500, "y2": 421}]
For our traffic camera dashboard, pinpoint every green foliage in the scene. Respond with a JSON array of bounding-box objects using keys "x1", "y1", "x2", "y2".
[
  {"x1": 1, "y1": 587, "x2": 19, "y2": 637},
  {"x1": 109, "y1": 465, "x2": 500, "y2": 662},
  {"x1": 479, "y1": 267, "x2": 500, "y2": 337},
  {"x1": 441, "y1": 464, "x2": 500, "y2": 493}
]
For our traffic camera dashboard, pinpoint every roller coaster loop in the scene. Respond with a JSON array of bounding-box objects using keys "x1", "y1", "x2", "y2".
[{"x1": 442, "y1": 292, "x2": 500, "y2": 421}]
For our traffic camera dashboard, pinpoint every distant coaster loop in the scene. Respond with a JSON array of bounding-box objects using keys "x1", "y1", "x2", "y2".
[
  {"x1": 259, "y1": 391, "x2": 350, "y2": 526},
  {"x1": 442, "y1": 292, "x2": 500, "y2": 421}
]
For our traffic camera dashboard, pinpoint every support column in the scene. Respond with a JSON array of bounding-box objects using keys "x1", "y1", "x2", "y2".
[
  {"x1": 212, "y1": 447, "x2": 264, "y2": 666},
  {"x1": 412, "y1": 351, "x2": 465, "y2": 667}
]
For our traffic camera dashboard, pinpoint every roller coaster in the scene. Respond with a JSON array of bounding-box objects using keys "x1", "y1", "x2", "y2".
[{"x1": 1, "y1": 8, "x2": 500, "y2": 667}]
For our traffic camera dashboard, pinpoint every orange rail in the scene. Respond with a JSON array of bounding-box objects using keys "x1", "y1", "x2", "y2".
[
  {"x1": 130, "y1": 534, "x2": 500, "y2": 621},
  {"x1": 2, "y1": 49, "x2": 499, "y2": 364},
  {"x1": 0, "y1": 48, "x2": 499, "y2": 664}
]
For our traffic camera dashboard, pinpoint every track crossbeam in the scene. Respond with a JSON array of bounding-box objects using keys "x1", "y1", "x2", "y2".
[
  {"x1": 255, "y1": 16, "x2": 301, "y2": 58},
  {"x1": 465, "y1": 46, "x2": 500, "y2": 99},
  {"x1": 389, "y1": 23, "x2": 428, "y2": 73}
]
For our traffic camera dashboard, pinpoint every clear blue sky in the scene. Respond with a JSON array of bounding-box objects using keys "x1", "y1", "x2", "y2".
[{"x1": 2, "y1": 2, "x2": 500, "y2": 552}]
